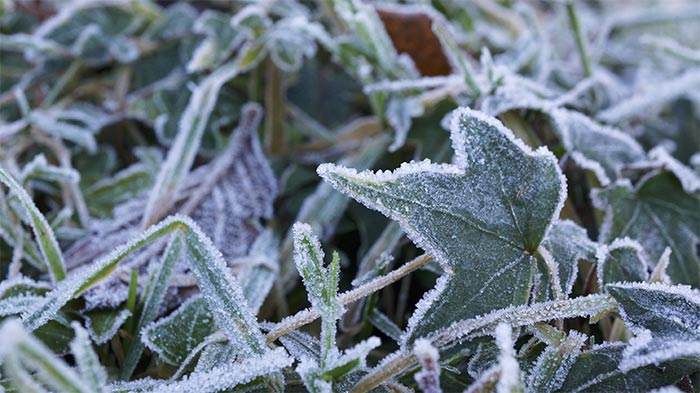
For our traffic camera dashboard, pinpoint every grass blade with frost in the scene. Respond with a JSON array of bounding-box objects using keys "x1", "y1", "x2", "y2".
[
  {"x1": 142, "y1": 62, "x2": 239, "y2": 227},
  {"x1": 0, "y1": 319, "x2": 91, "y2": 392},
  {"x1": 121, "y1": 232, "x2": 184, "y2": 379},
  {"x1": 0, "y1": 167, "x2": 66, "y2": 282},
  {"x1": 69, "y1": 322, "x2": 108, "y2": 392}
]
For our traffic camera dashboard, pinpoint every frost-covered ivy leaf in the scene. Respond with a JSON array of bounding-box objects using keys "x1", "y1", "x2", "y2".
[
  {"x1": 266, "y1": 16, "x2": 323, "y2": 72},
  {"x1": 142, "y1": 296, "x2": 216, "y2": 365},
  {"x1": 592, "y1": 172, "x2": 700, "y2": 286},
  {"x1": 526, "y1": 330, "x2": 586, "y2": 393},
  {"x1": 187, "y1": 10, "x2": 243, "y2": 73},
  {"x1": 481, "y1": 82, "x2": 646, "y2": 186},
  {"x1": 69, "y1": 322, "x2": 108, "y2": 393},
  {"x1": 607, "y1": 282, "x2": 700, "y2": 371},
  {"x1": 596, "y1": 238, "x2": 649, "y2": 290},
  {"x1": 540, "y1": 220, "x2": 597, "y2": 297},
  {"x1": 83, "y1": 308, "x2": 131, "y2": 345},
  {"x1": 649, "y1": 146, "x2": 700, "y2": 193},
  {"x1": 318, "y1": 108, "x2": 566, "y2": 344},
  {"x1": 559, "y1": 342, "x2": 699, "y2": 392}
]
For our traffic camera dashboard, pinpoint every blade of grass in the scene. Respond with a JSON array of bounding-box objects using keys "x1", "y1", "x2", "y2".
[
  {"x1": 121, "y1": 233, "x2": 183, "y2": 379},
  {"x1": 0, "y1": 166, "x2": 66, "y2": 283},
  {"x1": 141, "y1": 61, "x2": 240, "y2": 228},
  {"x1": 0, "y1": 319, "x2": 91, "y2": 392}
]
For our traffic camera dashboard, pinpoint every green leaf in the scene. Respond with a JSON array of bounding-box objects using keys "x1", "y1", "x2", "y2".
[
  {"x1": 21, "y1": 213, "x2": 267, "y2": 362},
  {"x1": 293, "y1": 222, "x2": 340, "y2": 369},
  {"x1": 540, "y1": 220, "x2": 597, "y2": 297},
  {"x1": 607, "y1": 282, "x2": 700, "y2": 371},
  {"x1": 482, "y1": 84, "x2": 646, "y2": 186},
  {"x1": 130, "y1": 347, "x2": 292, "y2": 393},
  {"x1": 559, "y1": 342, "x2": 699, "y2": 392},
  {"x1": 83, "y1": 308, "x2": 131, "y2": 345},
  {"x1": 596, "y1": 238, "x2": 649, "y2": 290},
  {"x1": 187, "y1": 10, "x2": 242, "y2": 72},
  {"x1": 592, "y1": 172, "x2": 700, "y2": 286},
  {"x1": 141, "y1": 296, "x2": 217, "y2": 366},
  {"x1": 597, "y1": 69, "x2": 700, "y2": 124},
  {"x1": 318, "y1": 108, "x2": 566, "y2": 344},
  {"x1": 0, "y1": 167, "x2": 67, "y2": 283}
]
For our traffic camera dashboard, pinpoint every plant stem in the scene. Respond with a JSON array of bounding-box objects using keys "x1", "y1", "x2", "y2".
[
  {"x1": 266, "y1": 254, "x2": 432, "y2": 343},
  {"x1": 566, "y1": 1, "x2": 592, "y2": 77},
  {"x1": 264, "y1": 57, "x2": 285, "y2": 155},
  {"x1": 41, "y1": 59, "x2": 83, "y2": 108}
]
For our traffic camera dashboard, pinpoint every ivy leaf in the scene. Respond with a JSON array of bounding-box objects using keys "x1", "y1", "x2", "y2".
[
  {"x1": 318, "y1": 108, "x2": 566, "y2": 344},
  {"x1": 83, "y1": 309, "x2": 131, "y2": 345},
  {"x1": 607, "y1": 282, "x2": 700, "y2": 371},
  {"x1": 592, "y1": 172, "x2": 700, "y2": 287},
  {"x1": 560, "y1": 342, "x2": 699, "y2": 392},
  {"x1": 142, "y1": 296, "x2": 217, "y2": 366},
  {"x1": 482, "y1": 81, "x2": 646, "y2": 186},
  {"x1": 540, "y1": 219, "x2": 597, "y2": 298},
  {"x1": 596, "y1": 238, "x2": 649, "y2": 291}
]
